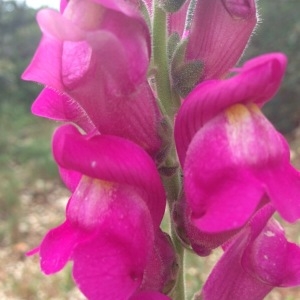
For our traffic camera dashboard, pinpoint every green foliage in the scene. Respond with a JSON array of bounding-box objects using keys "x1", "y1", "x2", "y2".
[
  {"x1": 0, "y1": 100, "x2": 58, "y2": 243},
  {"x1": 0, "y1": 0, "x2": 42, "y2": 106},
  {"x1": 0, "y1": 1, "x2": 56, "y2": 242}
]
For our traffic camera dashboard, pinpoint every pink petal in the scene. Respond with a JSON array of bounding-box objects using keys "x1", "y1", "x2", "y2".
[
  {"x1": 72, "y1": 194, "x2": 154, "y2": 300},
  {"x1": 39, "y1": 220, "x2": 87, "y2": 274},
  {"x1": 63, "y1": 0, "x2": 150, "y2": 82},
  {"x1": 58, "y1": 166, "x2": 82, "y2": 192},
  {"x1": 199, "y1": 204, "x2": 275, "y2": 300},
  {"x1": 22, "y1": 35, "x2": 63, "y2": 89},
  {"x1": 60, "y1": 0, "x2": 68, "y2": 13},
  {"x1": 32, "y1": 88, "x2": 96, "y2": 132},
  {"x1": 259, "y1": 164, "x2": 300, "y2": 223},
  {"x1": 184, "y1": 109, "x2": 266, "y2": 232},
  {"x1": 282, "y1": 243, "x2": 300, "y2": 286},
  {"x1": 37, "y1": 9, "x2": 85, "y2": 41},
  {"x1": 242, "y1": 218, "x2": 300, "y2": 287},
  {"x1": 201, "y1": 203, "x2": 300, "y2": 299},
  {"x1": 91, "y1": 0, "x2": 144, "y2": 18},
  {"x1": 200, "y1": 230, "x2": 273, "y2": 300},
  {"x1": 65, "y1": 176, "x2": 150, "y2": 233},
  {"x1": 242, "y1": 219, "x2": 288, "y2": 286}
]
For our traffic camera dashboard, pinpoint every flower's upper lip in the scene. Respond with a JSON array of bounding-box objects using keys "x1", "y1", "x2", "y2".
[
  {"x1": 174, "y1": 53, "x2": 287, "y2": 166},
  {"x1": 53, "y1": 124, "x2": 167, "y2": 228}
]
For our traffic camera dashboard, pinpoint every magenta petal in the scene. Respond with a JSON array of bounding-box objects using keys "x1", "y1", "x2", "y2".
[
  {"x1": 58, "y1": 166, "x2": 82, "y2": 192},
  {"x1": 37, "y1": 9, "x2": 85, "y2": 41},
  {"x1": 242, "y1": 218, "x2": 300, "y2": 287},
  {"x1": 60, "y1": 0, "x2": 68, "y2": 13},
  {"x1": 72, "y1": 195, "x2": 154, "y2": 300},
  {"x1": 173, "y1": 198, "x2": 243, "y2": 256},
  {"x1": 242, "y1": 219, "x2": 288, "y2": 286},
  {"x1": 22, "y1": 35, "x2": 63, "y2": 89},
  {"x1": 91, "y1": 0, "x2": 142, "y2": 17},
  {"x1": 190, "y1": 178, "x2": 264, "y2": 232},
  {"x1": 282, "y1": 243, "x2": 300, "y2": 286},
  {"x1": 184, "y1": 112, "x2": 265, "y2": 232},
  {"x1": 200, "y1": 205, "x2": 275, "y2": 300},
  {"x1": 73, "y1": 237, "x2": 142, "y2": 300},
  {"x1": 261, "y1": 165, "x2": 300, "y2": 222},
  {"x1": 53, "y1": 124, "x2": 166, "y2": 228},
  {"x1": 201, "y1": 204, "x2": 300, "y2": 299},
  {"x1": 39, "y1": 220, "x2": 86, "y2": 274},
  {"x1": 66, "y1": 176, "x2": 149, "y2": 233},
  {"x1": 200, "y1": 231, "x2": 273, "y2": 300},
  {"x1": 65, "y1": 0, "x2": 151, "y2": 81},
  {"x1": 32, "y1": 88, "x2": 96, "y2": 132}
]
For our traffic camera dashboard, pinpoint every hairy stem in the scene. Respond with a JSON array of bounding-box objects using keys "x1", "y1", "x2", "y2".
[{"x1": 152, "y1": 2, "x2": 174, "y2": 117}]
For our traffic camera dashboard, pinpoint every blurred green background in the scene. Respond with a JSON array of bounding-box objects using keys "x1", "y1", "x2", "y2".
[{"x1": 0, "y1": 0, "x2": 300, "y2": 299}]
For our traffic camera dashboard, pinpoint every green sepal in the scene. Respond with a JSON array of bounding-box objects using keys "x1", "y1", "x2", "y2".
[
  {"x1": 139, "y1": 0, "x2": 151, "y2": 31},
  {"x1": 171, "y1": 40, "x2": 204, "y2": 97},
  {"x1": 168, "y1": 32, "x2": 180, "y2": 61},
  {"x1": 159, "y1": 0, "x2": 187, "y2": 13}
]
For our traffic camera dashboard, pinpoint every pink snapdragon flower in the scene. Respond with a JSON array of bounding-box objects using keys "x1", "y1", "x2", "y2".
[
  {"x1": 30, "y1": 124, "x2": 172, "y2": 299},
  {"x1": 22, "y1": 0, "x2": 164, "y2": 158},
  {"x1": 174, "y1": 53, "x2": 300, "y2": 254},
  {"x1": 199, "y1": 204, "x2": 300, "y2": 300},
  {"x1": 185, "y1": 0, "x2": 257, "y2": 80}
]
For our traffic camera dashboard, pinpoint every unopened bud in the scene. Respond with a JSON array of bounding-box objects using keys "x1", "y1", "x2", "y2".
[{"x1": 171, "y1": 40, "x2": 204, "y2": 97}]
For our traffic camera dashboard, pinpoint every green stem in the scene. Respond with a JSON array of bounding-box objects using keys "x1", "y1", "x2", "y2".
[
  {"x1": 163, "y1": 169, "x2": 186, "y2": 300},
  {"x1": 152, "y1": 2, "x2": 186, "y2": 299},
  {"x1": 152, "y1": 2, "x2": 174, "y2": 117},
  {"x1": 172, "y1": 231, "x2": 186, "y2": 300}
]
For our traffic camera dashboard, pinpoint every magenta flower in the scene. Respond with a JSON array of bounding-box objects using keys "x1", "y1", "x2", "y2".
[
  {"x1": 174, "y1": 53, "x2": 300, "y2": 254},
  {"x1": 22, "y1": 0, "x2": 164, "y2": 158},
  {"x1": 30, "y1": 124, "x2": 170, "y2": 299},
  {"x1": 199, "y1": 204, "x2": 300, "y2": 300},
  {"x1": 185, "y1": 0, "x2": 257, "y2": 80}
]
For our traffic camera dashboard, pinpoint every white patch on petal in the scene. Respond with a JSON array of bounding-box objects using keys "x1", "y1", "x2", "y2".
[
  {"x1": 264, "y1": 230, "x2": 275, "y2": 237},
  {"x1": 225, "y1": 103, "x2": 284, "y2": 166}
]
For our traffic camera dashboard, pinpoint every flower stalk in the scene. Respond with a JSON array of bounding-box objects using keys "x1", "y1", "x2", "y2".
[{"x1": 152, "y1": 1, "x2": 175, "y2": 117}]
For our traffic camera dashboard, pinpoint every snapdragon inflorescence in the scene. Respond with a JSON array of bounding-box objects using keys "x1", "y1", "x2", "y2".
[{"x1": 22, "y1": 0, "x2": 300, "y2": 299}]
